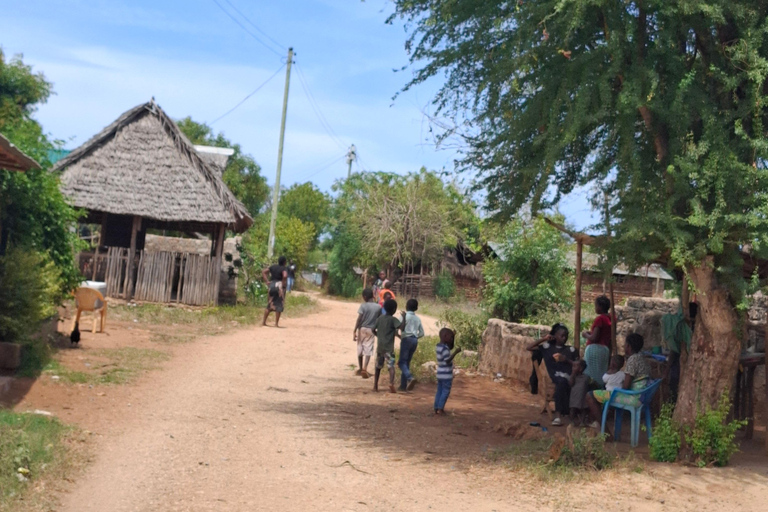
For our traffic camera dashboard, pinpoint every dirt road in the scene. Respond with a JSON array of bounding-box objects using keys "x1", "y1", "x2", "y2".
[{"x1": 29, "y1": 296, "x2": 768, "y2": 511}]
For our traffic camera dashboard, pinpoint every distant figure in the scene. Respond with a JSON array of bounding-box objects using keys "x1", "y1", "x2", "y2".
[
  {"x1": 70, "y1": 322, "x2": 81, "y2": 346},
  {"x1": 378, "y1": 280, "x2": 396, "y2": 309},
  {"x1": 372, "y1": 299, "x2": 400, "y2": 393},
  {"x1": 581, "y1": 295, "x2": 612, "y2": 384},
  {"x1": 353, "y1": 288, "x2": 380, "y2": 378},
  {"x1": 372, "y1": 270, "x2": 386, "y2": 299},
  {"x1": 434, "y1": 328, "x2": 461, "y2": 415},
  {"x1": 398, "y1": 299, "x2": 425, "y2": 391},
  {"x1": 262, "y1": 256, "x2": 288, "y2": 327},
  {"x1": 526, "y1": 323, "x2": 578, "y2": 426},
  {"x1": 286, "y1": 261, "x2": 296, "y2": 293}
]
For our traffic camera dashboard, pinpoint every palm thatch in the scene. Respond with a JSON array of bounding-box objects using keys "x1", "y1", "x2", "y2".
[{"x1": 52, "y1": 100, "x2": 252, "y2": 232}]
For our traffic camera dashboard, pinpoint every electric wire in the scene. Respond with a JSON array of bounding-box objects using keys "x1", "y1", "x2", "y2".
[
  {"x1": 294, "y1": 63, "x2": 347, "y2": 151},
  {"x1": 297, "y1": 154, "x2": 347, "y2": 182},
  {"x1": 208, "y1": 63, "x2": 286, "y2": 125},
  {"x1": 222, "y1": 0, "x2": 286, "y2": 53},
  {"x1": 211, "y1": 0, "x2": 284, "y2": 57}
]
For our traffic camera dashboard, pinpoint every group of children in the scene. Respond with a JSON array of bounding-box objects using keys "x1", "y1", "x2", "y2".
[{"x1": 353, "y1": 274, "x2": 461, "y2": 414}]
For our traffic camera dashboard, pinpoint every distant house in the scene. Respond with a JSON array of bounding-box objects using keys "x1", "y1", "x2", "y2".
[
  {"x1": 52, "y1": 99, "x2": 252, "y2": 305},
  {"x1": 487, "y1": 241, "x2": 673, "y2": 301}
]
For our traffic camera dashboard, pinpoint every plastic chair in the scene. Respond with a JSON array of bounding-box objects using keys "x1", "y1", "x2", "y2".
[
  {"x1": 600, "y1": 378, "x2": 662, "y2": 447},
  {"x1": 72, "y1": 287, "x2": 107, "y2": 334}
]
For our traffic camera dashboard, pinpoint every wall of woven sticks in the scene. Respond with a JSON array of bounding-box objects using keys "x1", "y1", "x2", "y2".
[{"x1": 134, "y1": 251, "x2": 219, "y2": 306}]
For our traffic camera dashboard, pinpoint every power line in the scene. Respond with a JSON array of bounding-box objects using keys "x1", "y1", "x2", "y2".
[
  {"x1": 297, "y1": 154, "x2": 347, "y2": 182},
  {"x1": 211, "y1": 0, "x2": 283, "y2": 57},
  {"x1": 294, "y1": 63, "x2": 346, "y2": 150},
  {"x1": 208, "y1": 63, "x2": 286, "y2": 125},
  {"x1": 222, "y1": 0, "x2": 286, "y2": 53}
]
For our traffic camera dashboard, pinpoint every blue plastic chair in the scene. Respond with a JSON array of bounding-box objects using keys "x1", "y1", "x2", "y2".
[{"x1": 600, "y1": 379, "x2": 662, "y2": 447}]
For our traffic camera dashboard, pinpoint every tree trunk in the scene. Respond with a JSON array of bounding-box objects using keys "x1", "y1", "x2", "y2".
[{"x1": 673, "y1": 257, "x2": 741, "y2": 426}]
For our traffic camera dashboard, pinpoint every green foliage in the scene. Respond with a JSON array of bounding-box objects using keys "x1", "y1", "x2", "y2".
[
  {"x1": 327, "y1": 223, "x2": 363, "y2": 297},
  {"x1": 483, "y1": 216, "x2": 573, "y2": 322},
  {"x1": 438, "y1": 308, "x2": 488, "y2": 351},
  {"x1": 0, "y1": 248, "x2": 61, "y2": 342},
  {"x1": 649, "y1": 404, "x2": 682, "y2": 463},
  {"x1": 0, "y1": 410, "x2": 69, "y2": 509},
  {"x1": 432, "y1": 270, "x2": 456, "y2": 300},
  {"x1": 554, "y1": 431, "x2": 614, "y2": 471},
  {"x1": 177, "y1": 117, "x2": 269, "y2": 217},
  {"x1": 276, "y1": 217, "x2": 316, "y2": 270},
  {"x1": 685, "y1": 391, "x2": 745, "y2": 467},
  {"x1": 280, "y1": 182, "x2": 331, "y2": 245}
]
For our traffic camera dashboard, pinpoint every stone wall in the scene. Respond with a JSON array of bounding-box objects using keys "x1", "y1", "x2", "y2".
[
  {"x1": 614, "y1": 297, "x2": 680, "y2": 350},
  {"x1": 478, "y1": 319, "x2": 550, "y2": 385}
]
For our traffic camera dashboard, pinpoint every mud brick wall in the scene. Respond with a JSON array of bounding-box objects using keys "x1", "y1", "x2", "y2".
[{"x1": 478, "y1": 319, "x2": 550, "y2": 385}]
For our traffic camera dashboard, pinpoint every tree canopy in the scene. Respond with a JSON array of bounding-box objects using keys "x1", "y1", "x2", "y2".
[
  {"x1": 279, "y1": 182, "x2": 331, "y2": 245},
  {"x1": 391, "y1": 0, "x2": 768, "y2": 421},
  {"x1": 177, "y1": 117, "x2": 269, "y2": 217}
]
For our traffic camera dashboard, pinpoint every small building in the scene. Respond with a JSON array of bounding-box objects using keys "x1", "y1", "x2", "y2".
[{"x1": 53, "y1": 100, "x2": 253, "y2": 305}]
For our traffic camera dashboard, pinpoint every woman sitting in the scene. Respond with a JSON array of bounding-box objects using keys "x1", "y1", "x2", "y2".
[
  {"x1": 527, "y1": 323, "x2": 579, "y2": 426},
  {"x1": 585, "y1": 333, "x2": 651, "y2": 429},
  {"x1": 581, "y1": 295, "x2": 613, "y2": 385}
]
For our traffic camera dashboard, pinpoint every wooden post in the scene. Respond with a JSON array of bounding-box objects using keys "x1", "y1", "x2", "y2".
[
  {"x1": 91, "y1": 247, "x2": 99, "y2": 281},
  {"x1": 100, "y1": 213, "x2": 108, "y2": 248},
  {"x1": 126, "y1": 216, "x2": 141, "y2": 300},
  {"x1": 765, "y1": 363, "x2": 768, "y2": 455},
  {"x1": 212, "y1": 224, "x2": 225, "y2": 306},
  {"x1": 574, "y1": 239, "x2": 583, "y2": 352}
]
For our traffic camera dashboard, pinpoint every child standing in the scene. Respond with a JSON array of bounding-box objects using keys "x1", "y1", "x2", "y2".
[
  {"x1": 434, "y1": 328, "x2": 461, "y2": 415},
  {"x1": 569, "y1": 360, "x2": 590, "y2": 426},
  {"x1": 353, "y1": 288, "x2": 381, "y2": 378},
  {"x1": 602, "y1": 355, "x2": 626, "y2": 391},
  {"x1": 373, "y1": 299, "x2": 401, "y2": 393},
  {"x1": 398, "y1": 299, "x2": 425, "y2": 391}
]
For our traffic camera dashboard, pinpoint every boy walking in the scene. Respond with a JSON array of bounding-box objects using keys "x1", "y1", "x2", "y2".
[
  {"x1": 353, "y1": 288, "x2": 380, "y2": 378},
  {"x1": 398, "y1": 299, "x2": 425, "y2": 391},
  {"x1": 435, "y1": 328, "x2": 461, "y2": 414},
  {"x1": 373, "y1": 299, "x2": 400, "y2": 393}
]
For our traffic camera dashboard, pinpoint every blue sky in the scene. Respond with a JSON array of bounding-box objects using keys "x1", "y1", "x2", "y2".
[{"x1": 1, "y1": 0, "x2": 596, "y2": 229}]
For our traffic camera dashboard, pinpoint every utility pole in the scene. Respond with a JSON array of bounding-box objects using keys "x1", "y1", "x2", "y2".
[
  {"x1": 267, "y1": 47, "x2": 294, "y2": 259},
  {"x1": 346, "y1": 144, "x2": 357, "y2": 178}
]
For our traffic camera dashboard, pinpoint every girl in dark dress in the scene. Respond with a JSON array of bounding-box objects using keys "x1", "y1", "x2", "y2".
[{"x1": 527, "y1": 323, "x2": 579, "y2": 426}]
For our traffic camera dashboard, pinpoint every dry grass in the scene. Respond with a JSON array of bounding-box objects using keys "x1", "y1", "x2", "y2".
[{"x1": 43, "y1": 348, "x2": 171, "y2": 386}]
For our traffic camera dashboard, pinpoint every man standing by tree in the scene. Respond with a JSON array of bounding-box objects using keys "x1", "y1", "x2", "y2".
[
  {"x1": 391, "y1": 0, "x2": 768, "y2": 427},
  {"x1": 262, "y1": 256, "x2": 288, "y2": 327}
]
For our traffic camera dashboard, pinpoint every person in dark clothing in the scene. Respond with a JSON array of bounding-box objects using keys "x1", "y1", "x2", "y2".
[
  {"x1": 261, "y1": 256, "x2": 288, "y2": 327},
  {"x1": 526, "y1": 323, "x2": 579, "y2": 426}
]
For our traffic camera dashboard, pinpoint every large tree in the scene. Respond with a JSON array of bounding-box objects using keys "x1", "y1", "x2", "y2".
[
  {"x1": 177, "y1": 117, "x2": 269, "y2": 217},
  {"x1": 279, "y1": 182, "x2": 331, "y2": 245},
  {"x1": 391, "y1": 1, "x2": 768, "y2": 423}
]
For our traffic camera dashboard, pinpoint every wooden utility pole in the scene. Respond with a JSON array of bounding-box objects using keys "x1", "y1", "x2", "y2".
[
  {"x1": 346, "y1": 144, "x2": 357, "y2": 178},
  {"x1": 603, "y1": 193, "x2": 617, "y2": 354},
  {"x1": 574, "y1": 239, "x2": 583, "y2": 351},
  {"x1": 267, "y1": 47, "x2": 294, "y2": 259}
]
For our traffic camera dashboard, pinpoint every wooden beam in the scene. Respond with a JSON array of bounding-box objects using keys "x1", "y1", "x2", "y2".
[
  {"x1": 212, "y1": 224, "x2": 225, "y2": 306},
  {"x1": 574, "y1": 239, "x2": 583, "y2": 352},
  {"x1": 126, "y1": 216, "x2": 141, "y2": 300}
]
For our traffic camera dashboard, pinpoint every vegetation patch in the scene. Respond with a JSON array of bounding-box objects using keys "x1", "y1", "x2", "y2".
[
  {"x1": 44, "y1": 347, "x2": 170, "y2": 386},
  {"x1": 0, "y1": 410, "x2": 75, "y2": 512}
]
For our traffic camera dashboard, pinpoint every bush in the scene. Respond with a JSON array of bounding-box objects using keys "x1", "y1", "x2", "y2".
[
  {"x1": 438, "y1": 308, "x2": 489, "y2": 351},
  {"x1": 554, "y1": 430, "x2": 614, "y2": 471},
  {"x1": 649, "y1": 403, "x2": 681, "y2": 463},
  {"x1": 0, "y1": 248, "x2": 61, "y2": 342},
  {"x1": 685, "y1": 391, "x2": 745, "y2": 467},
  {"x1": 433, "y1": 271, "x2": 456, "y2": 300}
]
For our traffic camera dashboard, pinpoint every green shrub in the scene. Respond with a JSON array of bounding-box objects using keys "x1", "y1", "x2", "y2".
[
  {"x1": 555, "y1": 430, "x2": 614, "y2": 471},
  {"x1": 649, "y1": 403, "x2": 681, "y2": 463},
  {"x1": 433, "y1": 271, "x2": 456, "y2": 300},
  {"x1": 0, "y1": 248, "x2": 61, "y2": 342},
  {"x1": 685, "y1": 391, "x2": 745, "y2": 467},
  {"x1": 438, "y1": 308, "x2": 489, "y2": 350}
]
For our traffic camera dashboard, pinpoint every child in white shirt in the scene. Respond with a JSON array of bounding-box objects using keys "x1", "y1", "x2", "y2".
[{"x1": 603, "y1": 355, "x2": 626, "y2": 391}]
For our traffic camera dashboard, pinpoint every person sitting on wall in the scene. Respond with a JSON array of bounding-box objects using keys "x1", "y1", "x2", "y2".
[{"x1": 527, "y1": 323, "x2": 579, "y2": 426}]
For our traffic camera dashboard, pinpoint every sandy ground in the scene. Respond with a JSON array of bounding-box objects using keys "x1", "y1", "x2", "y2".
[{"x1": 7, "y1": 295, "x2": 768, "y2": 511}]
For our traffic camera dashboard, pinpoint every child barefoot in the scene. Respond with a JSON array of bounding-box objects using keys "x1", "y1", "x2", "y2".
[
  {"x1": 354, "y1": 288, "x2": 381, "y2": 378},
  {"x1": 434, "y1": 328, "x2": 461, "y2": 415},
  {"x1": 372, "y1": 299, "x2": 400, "y2": 393},
  {"x1": 569, "y1": 360, "x2": 590, "y2": 426},
  {"x1": 603, "y1": 355, "x2": 626, "y2": 391},
  {"x1": 398, "y1": 299, "x2": 425, "y2": 391}
]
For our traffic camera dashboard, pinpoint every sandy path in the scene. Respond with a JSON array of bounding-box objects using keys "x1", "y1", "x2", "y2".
[{"x1": 48, "y1": 296, "x2": 768, "y2": 512}]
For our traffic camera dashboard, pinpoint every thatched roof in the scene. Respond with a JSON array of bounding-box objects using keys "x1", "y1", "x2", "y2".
[
  {"x1": 52, "y1": 100, "x2": 252, "y2": 232},
  {"x1": 0, "y1": 133, "x2": 40, "y2": 172},
  {"x1": 194, "y1": 145, "x2": 234, "y2": 176}
]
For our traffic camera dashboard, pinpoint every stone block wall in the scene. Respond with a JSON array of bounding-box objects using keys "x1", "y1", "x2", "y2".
[
  {"x1": 478, "y1": 319, "x2": 550, "y2": 385},
  {"x1": 614, "y1": 297, "x2": 679, "y2": 350}
]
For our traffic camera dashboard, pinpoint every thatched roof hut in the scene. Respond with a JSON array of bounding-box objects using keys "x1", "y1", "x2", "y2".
[
  {"x1": 53, "y1": 100, "x2": 252, "y2": 232},
  {"x1": 53, "y1": 100, "x2": 252, "y2": 305},
  {"x1": 0, "y1": 133, "x2": 40, "y2": 172}
]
